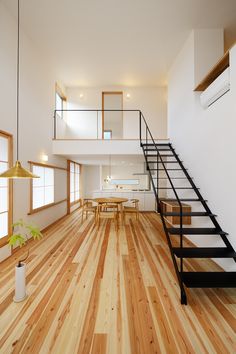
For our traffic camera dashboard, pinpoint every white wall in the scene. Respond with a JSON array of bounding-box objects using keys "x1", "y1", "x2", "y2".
[
  {"x1": 82, "y1": 163, "x2": 150, "y2": 195},
  {"x1": 61, "y1": 86, "x2": 167, "y2": 140},
  {"x1": 102, "y1": 164, "x2": 149, "y2": 190},
  {"x1": 0, "y1": 4, "x2": 67, "y2": 261},
  {"x1": 168, "y1": 30, "x2": 236, "y2": 270},
  {"x1": 194, "y1": 29, "x2": 224, "y2": 86},
  {"x1": 82, "y1": 165, "x2": 101, "y2": 197},
  {"x1": 103, "y1": 94, "x2": 123, "y2": 139}
]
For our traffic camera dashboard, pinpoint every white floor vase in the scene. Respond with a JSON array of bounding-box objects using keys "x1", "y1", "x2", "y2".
[{"x1": 13, "y1": 263, "x2": 27, "y2": 302}]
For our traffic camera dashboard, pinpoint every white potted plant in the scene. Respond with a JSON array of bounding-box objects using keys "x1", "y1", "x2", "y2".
[{"x1": 8, "y1": 219, "x2": 43, "y2": 302}]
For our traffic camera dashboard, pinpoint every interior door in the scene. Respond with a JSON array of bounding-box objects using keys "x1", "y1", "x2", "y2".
[{"x1": 102, "y1": 92, "x2": 123, "y2": 139}]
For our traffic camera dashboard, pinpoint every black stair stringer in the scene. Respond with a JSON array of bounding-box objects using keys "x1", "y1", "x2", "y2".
[
  {"x1": 168, "y1": 143, "x2": 236, "y2": 258},
  {"x1": 141, "y1": 140, "x2": 236, "y2": 305}
]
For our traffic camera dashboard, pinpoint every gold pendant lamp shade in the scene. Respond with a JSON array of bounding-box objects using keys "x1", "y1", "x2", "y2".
[
  {"x1": 0, "y1": 161, "x2": 39, "y2": 179},
  {"x1": 0, "y1": 0, "x2": 39, "y2": 179}
]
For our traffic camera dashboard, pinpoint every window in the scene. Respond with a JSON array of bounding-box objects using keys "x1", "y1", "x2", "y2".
[
  {"x1": 55, "y1": 85, "x2": 66, "y2": 119},
  {"x1": 32, "y1": 165, "x2": 54, "y2": 210},
  {"x1": 0, "y1": 131, "x2": 12, "y2": 244},
  {"x1": 55, "y1": 92, "x2": 63, "y2": 119},
  {"x1": 104, "y1": 130, "x2": 112, "y2": 140},
  {"x1": 110, "y1": 179, "x2": 139, "y2": 185},
  {"x1": 70, "y1": 161, "x2": 80, "y2": 205}
]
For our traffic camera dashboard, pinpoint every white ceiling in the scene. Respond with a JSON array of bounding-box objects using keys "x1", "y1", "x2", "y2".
[{"x1": 3, "y1": 0, "x2": 236, "y2": 87}]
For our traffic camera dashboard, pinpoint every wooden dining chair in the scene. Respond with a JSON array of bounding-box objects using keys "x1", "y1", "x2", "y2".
[
  {"x1": 81, "y1": 198, "x2": 97, "y2": 223},
  {"x1": 97, "y1": 203, "x2": 119, "y2": 230},
  {"x1": 101, "y1": 197, "x2": 114, "y2": 212},
  {"x1": 123, "y1": 199, "x2": 140, "y2": 221}
]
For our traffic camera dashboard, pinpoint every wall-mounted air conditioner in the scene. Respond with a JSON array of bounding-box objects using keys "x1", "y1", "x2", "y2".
[{"x1": 200, "y1": 67, "x2": 230, "y2": 109}]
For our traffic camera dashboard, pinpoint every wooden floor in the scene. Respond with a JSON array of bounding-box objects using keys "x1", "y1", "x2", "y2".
[{"x1": 0, "y1": 212, "x2": 236, "y2": 354}]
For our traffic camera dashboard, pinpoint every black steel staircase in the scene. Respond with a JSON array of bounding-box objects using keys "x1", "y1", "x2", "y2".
[{"x1": 139, "y1": 112, "x2": 236, "y2": 305}]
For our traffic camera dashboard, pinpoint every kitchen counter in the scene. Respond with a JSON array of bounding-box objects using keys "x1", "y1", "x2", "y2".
[
  {"x1": 93, "y1": 189, "x2": 153, "y2": 193},
  {"x1": 89, "y1": 189, "x2": 156, "y2": 211}
]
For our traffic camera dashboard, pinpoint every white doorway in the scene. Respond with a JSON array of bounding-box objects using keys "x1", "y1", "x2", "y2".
[{"x1": 102, "y1": 92, "x2": 123, "y2": 139}]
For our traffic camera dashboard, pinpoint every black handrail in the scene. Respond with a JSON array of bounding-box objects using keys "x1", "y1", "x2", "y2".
[{"x1": 139, "y1": 111, "x2": 186, "y2": 304}]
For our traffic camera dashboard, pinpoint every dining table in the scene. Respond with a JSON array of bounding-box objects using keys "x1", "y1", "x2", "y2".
[{"x1": 93, "y1": 197, "x2": 128, "y2": 223}]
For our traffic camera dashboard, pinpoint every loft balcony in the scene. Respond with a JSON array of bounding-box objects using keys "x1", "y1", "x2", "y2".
[{"x1": 52, "y1": 109, "x2": 169, "y2": 156}]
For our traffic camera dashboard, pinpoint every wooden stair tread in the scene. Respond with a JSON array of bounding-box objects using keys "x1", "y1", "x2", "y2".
[
  {"x1": 173, "y1": 247, "x2": 236, "y2": 258},
  {"x1": 167, "y1": 227, "x2": 227, "y2": 235},
  {"x1": 181, "y1": 272, "x2": 236, "y2": 288}
]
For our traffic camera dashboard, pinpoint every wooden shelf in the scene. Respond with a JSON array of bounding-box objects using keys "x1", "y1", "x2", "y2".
[
  {"x1": 161, "y1": 200, "x2": 191, "y2": 225},
  {"x1": 194, "y1": 50, "x2": 229, "y2": 92}
]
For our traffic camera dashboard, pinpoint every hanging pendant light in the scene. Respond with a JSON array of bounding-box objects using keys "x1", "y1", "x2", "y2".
[
  {"x1": 0, "y1": 0, "x2": 39, "y2": 179},
  {"x1": 107, "y1": 155, "x2": 112, "y2": 181},
  {"x1": 104, "y1": 155, "x2": 112, "y2": 183}
]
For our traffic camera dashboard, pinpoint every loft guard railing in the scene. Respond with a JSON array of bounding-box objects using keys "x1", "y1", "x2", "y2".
[
  {"x1": 139, "y1": 111, "x2": 187, "y2": 304},
  {"x1": 53, "y1": 109, "x2": 151, "y2": 140}
]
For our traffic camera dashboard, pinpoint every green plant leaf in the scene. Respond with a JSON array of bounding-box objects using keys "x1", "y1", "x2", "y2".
[
  {"x1": 26, "y1": 224, "x2": 43, "y2": 240},
  {"x1": 8, "y1": 233, "x2": 26, "y2": 247},
  {"x1": 9, "y1": 219, "x2": 43, "y2": 252}
]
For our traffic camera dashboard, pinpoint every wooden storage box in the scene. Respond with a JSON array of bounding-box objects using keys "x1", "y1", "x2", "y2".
[{"x1": 161, "y1": 201, "x2": 191, "y2": 225}]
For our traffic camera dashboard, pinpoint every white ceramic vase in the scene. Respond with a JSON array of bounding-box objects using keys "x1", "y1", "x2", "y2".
[{"x1": 13, "y1": 263, "x2": 27, "y2": 302}]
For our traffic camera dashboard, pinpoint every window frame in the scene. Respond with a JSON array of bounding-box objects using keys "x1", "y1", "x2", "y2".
[
  {"x1": 30, "y1": 164, "x2": 55, "y2": 213},
  {"x1": 0, "y1": 130, "x2": 13, "y2": 247},
  {"x1": 68, "y1": 160, "x2": 81, "y2": 209},
  {"x1": 29, "y1": 161, "x2": 67, "y2": 215}
]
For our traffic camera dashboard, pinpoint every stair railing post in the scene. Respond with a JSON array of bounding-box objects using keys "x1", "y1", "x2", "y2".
[
  {"x1": 146, "y1": 125, "x2": 147, "y2": 146},
  {"x1": 155, "y1": 144, "x2": 186, "y2": 303},
  {"x1": 139, "y1": 110, "x2": 142, "y2": 146},
  {"x1": 140, "y1": 113, "x2": 187, "y2": 304},
  {"x1": 53, "y1": 110, "x2": 56, "y2": 140},
  {"x1": 180, "y1": 202, "x2": 183, "y2": 273},
  {"x1": 156, "y1": 151, "x2": 160, "y2": 213},
  {"x1": 97, "y1": 111, "x2": 99, "y2": 139}
]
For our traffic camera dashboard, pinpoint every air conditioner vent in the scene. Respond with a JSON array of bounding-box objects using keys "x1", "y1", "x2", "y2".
[{"x1": 200, "y1": 67, "x2": 230, "y2": 108}]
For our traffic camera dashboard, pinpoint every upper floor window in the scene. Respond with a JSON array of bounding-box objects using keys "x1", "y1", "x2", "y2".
[
  {"x1": 32, "y1": 165, "x2": 54, "y2": 211},
  {"x1": 55, "y1": 84, "x2": 66, "y2": 119},
  {"x1": 0, "y1": 131, "x2": 13, "y2": 244},
  {"x1": 104, "y1": 130, "x2": 112, "y2": 140}
]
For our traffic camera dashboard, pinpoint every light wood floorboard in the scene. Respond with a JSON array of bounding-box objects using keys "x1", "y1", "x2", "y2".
[{"x1": 0, "y1": 211, "x2": 235, "y2": 353}]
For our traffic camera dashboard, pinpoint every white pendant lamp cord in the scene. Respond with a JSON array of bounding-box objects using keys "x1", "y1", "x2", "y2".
[
  {"x1": 0, "y1": 0, "x2": 39, "y2": 179},
  {"x1": 109, "y1": 155, "x2": 111, "y2": 178}
]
